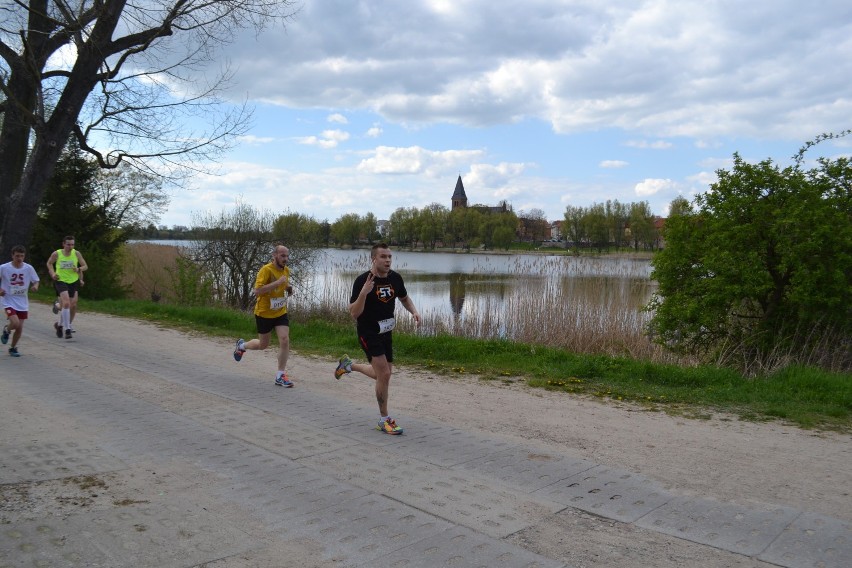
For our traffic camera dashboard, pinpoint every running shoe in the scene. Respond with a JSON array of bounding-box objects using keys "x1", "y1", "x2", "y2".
[
  {"x1": 8, "y1": 347, "x2": 20, "y2": 357},
  {"x1": 54, "y1": 322, "x2": 63, "y2": 338},
  {"x1": 377, "y1": 418, "x2": 403, "y2": 435},
  {"x1": 65, "y1": 328, "x2": 72, "y2": 340},
  {"x1": 52, "y1": 298, "x2": 60, "y2": 314},
  {"x1": 233, "y1": 339, "x2": 246, "y2": 362},
  {"x1": 1, "y1": 326, "x2": 8, "y2": 345},
  {"x1": 274, "y1": 375, "x2": 294, "y2": 388},
  {"x1": 334, "y1": 354, "x2": 352, "y2": 380}
]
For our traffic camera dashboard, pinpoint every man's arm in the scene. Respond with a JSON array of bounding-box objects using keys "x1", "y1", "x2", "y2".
[
  {"x1": 349, "y1": 273, "x2": 374, "y2": 320},
  {"x1": 75, "y1": 251, "x2": 88, "y2": 273},
  {"x1": 46, "y1": 251, "x2": 58, "y2": 279},
  {"x1": 400, "y1": 295, "x2": 421, "y2": 324},
  {"x1": 75, "y1": 251, "x2": 88, "y2": 284},
  {"x1": 254, "y1": 270, "x2": 288, "y2": 297}
]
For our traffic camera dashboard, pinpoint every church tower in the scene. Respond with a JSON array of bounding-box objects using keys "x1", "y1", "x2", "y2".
[{"x1": 451, "y1": 175, "x2": 468, "y2": 210}]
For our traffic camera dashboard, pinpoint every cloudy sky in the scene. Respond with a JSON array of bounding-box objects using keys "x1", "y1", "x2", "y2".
[{"x1": 161, "y1": 0, "x2": 852, "y2": 227}]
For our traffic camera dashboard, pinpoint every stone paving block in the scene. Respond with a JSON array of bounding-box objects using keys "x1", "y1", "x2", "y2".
[
  {"x1": 219, "y1": 466, "x2": 372, "y2": 524},
  {"x1": 635, "y1": 496, "x2": 800, "y2": 557},
  {"x1": 184, "y1": 402, "x2": 355, "y2": 459},
  {"x1": 0, "y1": 441, "x2": 127, "y2": 484},
  {"x1": 534, "y1": 464, "x2": 672, "y2": 522},
  {"x1": 386, "y1": 420, "x2": 517, "y2": 467},
  {"x1": 759, "y1": 512, "x2": 852, "y2": 568},
  {"x1": 302, "y1": 445, "x2": 562, "y2": 538},
  {"x1": 84, "y1": 497, "x2": 254, "y2": 567},
  {"x1": 368, "y1": 525, "x2": 567, "y2": 568},
  {"x1": 0, "y1": 497, "x2": 253, "y2": 568},
  {"x1": 254, "y1": 393, "x2": 376, "y2": 428},
  {"x1": 454, "y1": 447, "x2": 596, "y2": 492},
  {"x1": 189, "y1": 436, "x2": 299, "y2": 477},
  {"x1": 0, "y1": 522, "x2": 113, "y2": 568},
  {"x1": 277, "y1": 493, "x2": 453, "y2": 567}
]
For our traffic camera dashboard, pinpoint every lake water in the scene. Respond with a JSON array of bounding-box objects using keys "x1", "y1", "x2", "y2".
[
  {"x1": 302, "y1": 248, "x2": 655, "y2": 340},
  {"x1": 139, "y1": 242, "x2": 656, "y2": 341}
]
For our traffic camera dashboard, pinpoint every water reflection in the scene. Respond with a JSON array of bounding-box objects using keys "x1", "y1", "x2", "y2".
[
  {"x1": 296, "y1": 248, "x2": 656, "y2": 342},
  {"x1": 449, "y1": 273, "x2": 465, "y2": 315}
]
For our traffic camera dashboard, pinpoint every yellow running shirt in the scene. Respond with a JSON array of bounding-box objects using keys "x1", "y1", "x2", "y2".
[
  {"x1": 253, "y1": 262, "x2": 290, "y2": 318},
  {"x1": 55, "y1": 249, "x2": 80, "y2": 284}
]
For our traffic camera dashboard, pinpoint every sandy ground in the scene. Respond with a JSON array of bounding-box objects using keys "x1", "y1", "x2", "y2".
[{"x1": 3, "y1": 311, "x2": 850, "y2": 567}]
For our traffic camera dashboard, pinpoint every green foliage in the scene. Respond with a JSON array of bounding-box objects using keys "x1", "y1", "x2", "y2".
[
  {"x1": 167, "y1": 256, "x2": 214, "y2": 306},
  {"x1": 330, "y1": 212, "x2": 366, "y2": 246},
  {"x1": 649, "y1": 143, "x2": 852, "y2": 372},
  {"x1": 492, "y1": 226, "x2": 515, "y2": 250},
  {"x1": 273, "y1": 210, "x2": 330, "y2": 246}
]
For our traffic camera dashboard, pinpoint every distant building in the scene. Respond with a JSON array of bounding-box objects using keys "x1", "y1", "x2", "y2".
[
  {"x1": 451, "y1": 176, "x2": 468, "y2": 210},
  {"x1": 450, "y1": 175, "x2": 509, "y2": 214},
  {"x1": 550, "y1": 220, "x2": 563, "y2": 240},
  {"x1": 376, "y1": 219, "x2": 389, "y2": 236}
]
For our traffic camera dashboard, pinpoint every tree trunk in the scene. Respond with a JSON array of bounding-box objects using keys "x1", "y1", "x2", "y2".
[{"x1": 0, "y1": 0, "x2": 125, "y2": 254}]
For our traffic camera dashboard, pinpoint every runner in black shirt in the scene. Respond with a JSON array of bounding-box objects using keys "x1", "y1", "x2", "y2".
[{"x1": 334, "y1": 243, "x2": 420, "y2": 434}]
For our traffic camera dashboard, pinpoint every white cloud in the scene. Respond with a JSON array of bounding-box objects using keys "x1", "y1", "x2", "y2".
[
  {"x1": 232, "y1": 1, "x2": 850, "y2": 140},
  {"x1": 687, "y1": 171, "x2": 718, "y2": 189},
  {"x1": 297, "y1": 129, "x2": 350, "y2": 148},
  {"x1": 366, "y1": 124, "x2": 383, "y2": 138},
  {"x1": 600, "y1": 160, "x2": 629, "y2": 169},
  {"x1": 356, "y1": 146, "x2": 484, "y2": 176},
  {"x1": 625, "y1": 140, "x2": 673, "y2": 150},
  {"x1": 237, "y1": 135, "x2": 276, "y2": 145},
  {"x1": 328, "y1": 113, "x2": 348, "y2": 124},
  {"x1": 635, "y1": 178, "x2": 676, "y2": 197}
]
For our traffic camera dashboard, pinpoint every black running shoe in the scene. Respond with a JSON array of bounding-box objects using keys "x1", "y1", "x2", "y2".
[
  {"x1": 54, "y1": 322, "x2": 63, "y2": 338},
  {"x1": 65, "y1": 328, "x2": 72, "y2": 340}
]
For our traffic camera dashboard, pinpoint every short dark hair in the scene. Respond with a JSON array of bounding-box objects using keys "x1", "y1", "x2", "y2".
[
  {"x1": 63, "y1": 235, "x2": 75, "y2": 243},
  {"x1": 370, "y1": 242, "x2": 390, "y2": 259},
  {"x1": 10, "y1": 245, "x2": 26, "y2": 255}
]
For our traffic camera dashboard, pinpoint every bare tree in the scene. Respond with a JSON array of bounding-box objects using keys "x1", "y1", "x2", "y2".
[
  {"x1": 187, "y1": 202, "x2": 321, "y2": 311},
  {"x1": 95, "y1": 163, "x2": 169, "y2": 229},
  {"x1": 188, "y1": 204, "x2": 278, "y2": 310},
  {"x1": 0, "y1": 0, "x2": 297, "y2": 252}
]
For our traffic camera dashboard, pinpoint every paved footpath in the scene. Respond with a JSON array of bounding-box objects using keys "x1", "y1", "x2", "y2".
[{"x1": 0, "y1": 317, "x2": 849, "y2": 567}]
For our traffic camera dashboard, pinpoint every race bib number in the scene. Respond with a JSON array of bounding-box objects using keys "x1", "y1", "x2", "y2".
[
  {"x1": 270, "y1": 296, "x2": 287, "y2": 310},
  {"x1": 11, "y1": 286, "x2": 26, "y2": 296},
  {"x1": 377, "y1": 317, "x2": 396, "y2": 334},
  {"x1": 59, "y1": 260, "x2": 75, "y2": 270}
]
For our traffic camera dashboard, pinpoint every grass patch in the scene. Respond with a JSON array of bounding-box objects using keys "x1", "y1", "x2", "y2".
[{"x1": 57, "y1": 293, "x2": 852, "y2": 433}]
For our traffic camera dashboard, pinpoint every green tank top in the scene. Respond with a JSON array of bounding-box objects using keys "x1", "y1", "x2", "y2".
[{"x1": 55, "y1": 249, "x2": 80, "y2": 283}]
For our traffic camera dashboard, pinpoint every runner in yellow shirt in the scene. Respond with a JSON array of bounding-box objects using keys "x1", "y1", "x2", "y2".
[{"x1": 232, "y1": 244, "x2": 294, "y2": 387}]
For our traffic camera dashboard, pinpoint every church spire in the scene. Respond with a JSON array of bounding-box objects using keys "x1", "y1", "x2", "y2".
[{"x1": 451, "y1": 175, "x2": 468, "y2": 210}]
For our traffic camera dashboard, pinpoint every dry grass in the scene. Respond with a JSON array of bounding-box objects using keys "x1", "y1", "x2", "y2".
[{"x1": 121, "y1": 242, "x2": 183, "y2": 302}]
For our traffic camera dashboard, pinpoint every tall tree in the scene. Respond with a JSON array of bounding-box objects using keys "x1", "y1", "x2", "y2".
[
  {"x1": 628, "y1": 201, "x2": 655, "y2": 251},
  {"x1": 31, "y1": 138, "x2": 127, "y2": 298},
  {"x1": 0, "y1": 0, "x2": 296, "y2": 252},
  {"x1": 563, "y1": 204, "x2": 586, "y2": 248}
]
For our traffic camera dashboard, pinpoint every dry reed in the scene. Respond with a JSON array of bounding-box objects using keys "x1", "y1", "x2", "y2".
[{"x1": 122, "y1": 242, "x2": 184, "y2": 301}]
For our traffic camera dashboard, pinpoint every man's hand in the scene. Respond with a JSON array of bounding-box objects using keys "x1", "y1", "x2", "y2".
[{"x1": 360, "y1": 272, "x2": 376, "y2": 296}]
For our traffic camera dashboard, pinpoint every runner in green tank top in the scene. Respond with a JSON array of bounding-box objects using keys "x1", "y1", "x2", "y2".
[{"x1": 46, "y1": 236, "x2": 88, "y2": 339}]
